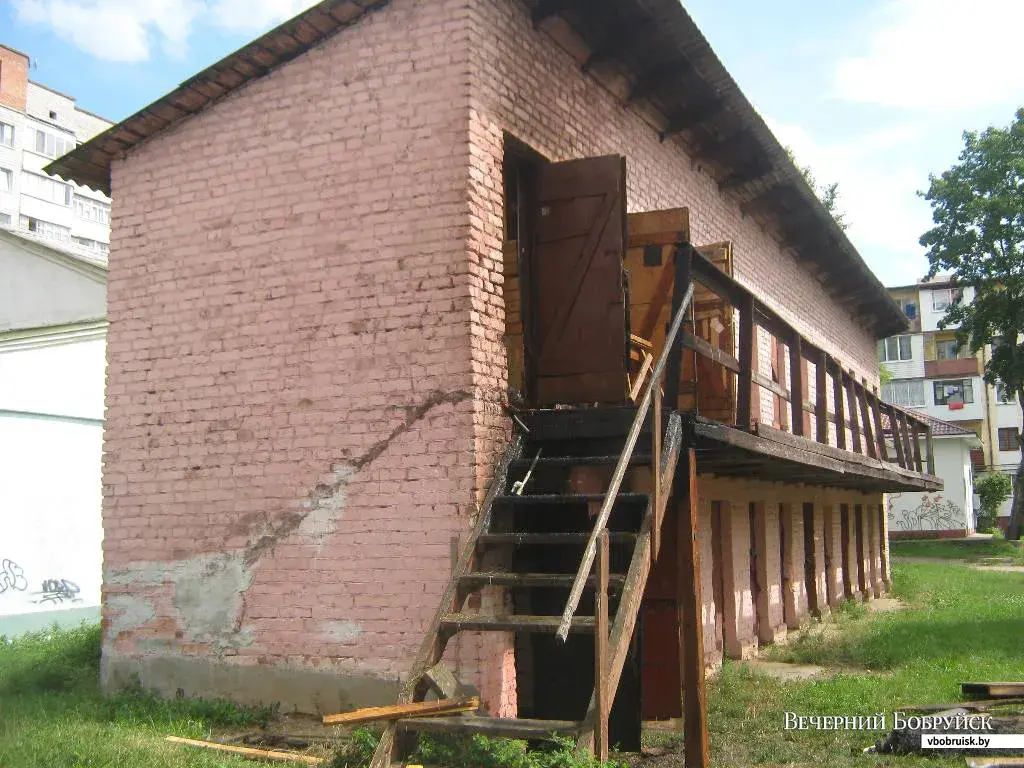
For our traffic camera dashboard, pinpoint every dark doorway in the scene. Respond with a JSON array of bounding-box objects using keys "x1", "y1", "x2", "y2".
[{"x1": 802, "y1": 503, "x2": 819, "y2": 616}]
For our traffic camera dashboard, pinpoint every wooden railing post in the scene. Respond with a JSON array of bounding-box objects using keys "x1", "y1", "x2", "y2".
[
  {"x1": 910, "y1": 419, "x2": 924, "y2": 472},
  {"x1": 844, "y1": 372, "x2": 862, "y2": 454},
  {"x1": 832, "y1": 360, "x2": 846, "y2": 450},
  {"x1": 886, "y1": 405, "x2": 906, "y2": 468},
  {"x1": 737, "y1": 294, "x2": 755, "y2": 430},
  {"x1": 594, "y1": 529, "x2": 610, "y2": 762},
  {"x1": 652, "y1": 384, "x2": 663, "y2": 559},
  {"x1": 815, "y1": 350, "x2": 828, "y2": 444},
  {"x1": 856, "y1": 382, "x2": 877, "y2": 460},
  {"x1": 664, "y1": 243, "x2": 692, "y2": 411},
  {"x1": 925, "y1": 425, "x2": 936, "y2": 475},
  {"x1": 897, "y1": 411, "x2": 915, "y2": 470},
  {"x1": 789, "y1": 336, "x2": 804, "y2": 436},
  {"x1": 869, "y1": 392, "x2": 888, "y2": 461}
]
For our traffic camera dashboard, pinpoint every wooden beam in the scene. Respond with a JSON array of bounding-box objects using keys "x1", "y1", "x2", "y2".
[
  {"x1": 910, "y1": 419, "x2": 924, "y2": 472},
  {"x1": 676, "y1": 448, "x2": 709, "y2": 768},
  {"x1": 739, "y1": 182, "x2": 794, "y2": 217},
  {"x1": 531, "y1": 0, "x2": 575, "y2": 26},
  {"x1": 165, "y1": 737, "x2": 324, "y2": 765},
  {"x1": 582, "y1": 17, "x2": 655, "y2": 72},
  {"x1": 855, "y1": 382, "x2": 877, "y2": 460},
  {"x1": 832, "y1": 360, "x2": 847, "y2": 450},
  {"x1": 790, "y1": 337, "x2": 804, "y2": 436},
  {"x1": 629, "y1": 58, "x2": 697, "y2": 102},
  {"x1": 736, "y1": 294, "x2": 755, "y2": 429},
  {"x1": 718, "y1": 157, "x2": 775, "y2": 191},
  {"x1": 664, "y1": 243, "x2": 693, "y2": 410},
  {"x1": 324, "y1": 697, "x2": 479, "y2": 726},
  {"x1": 815, "y1": 350, "x2": 828, "y2": 444},
  {"x1": 660, "y1": 99, "x2": 725, "y2": 141},
  {"x1": 594, "y1": 530, "x2": 610, "y2": 762},
  {"x1": 681, "y1": 331, "x2": 740, "y2": 373},
  {"x1": 869, "y1": 392, "x2": 888, "y2": 462}
]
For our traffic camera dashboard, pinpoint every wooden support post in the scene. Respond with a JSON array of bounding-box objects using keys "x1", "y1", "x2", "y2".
[
  {"x1": 815, "y1": 351, "x2": 828, "y2": 444},
  {"x1": 832, "y1": 362, "x2": 846, "y2": 450},
  {"x1": 910, "y1": 420, "x2": 924, "y2": 472},
  {"x1": 774, "y1": 337, "x2": 789, "y2": 432},
  {"x1": 789, "y1": 337, "x2": 804, "y2": 436},
  {"x1": 887, "y1": 405, "x2": 907, "y2": 468},
  {"x1": 855, "y1": 382, "x2": 877, "y2": 459},
  {"x1": 653, "y1": 385, "x2": 663, "y2": 559},
  {"x1": 869, "y1": 393, "x2": 888, "y2": 461},
  {"x1": 844, "y1": 373, "x2": 861, "y2": 454},
  {"x1": 594, "y1": 530, "x2": 610, "y2": 763},
  {"x1": 737, "y1": 295, "x2": 755, "y2": 429},
  {"x1": 925, "y1": 427, "x2": 936, "y2": 475},
  {"x1": 676, "y1": 448, "x2": 709, "y2": 768},
  {"x1": 664, "y1": 243, "x2": 693, "y2": 410},
  {"x1": 878, "y1": 504, "x2": 891, "y2": 588},
  {"x1": 898, "y1": 412, "x2": 915, "y2": 470}
]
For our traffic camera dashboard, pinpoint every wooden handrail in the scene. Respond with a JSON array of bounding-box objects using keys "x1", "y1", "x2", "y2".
[{"x1": 556, "y1": 279, "x2": 695, "y2": 641}]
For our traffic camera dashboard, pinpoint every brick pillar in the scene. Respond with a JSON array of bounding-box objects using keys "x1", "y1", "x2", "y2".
[
  {"x1": 753, "y1": 500, "x2": 786, "y2": 645},
  {"x1": 720, "y1": 500, "x2": 757, "y2": 659},
  {"x1": 823, "y1": 503, "x2": 843, "y2": 608},
  {"x1": 810, "y1": 501, "x2": 830, "y2": 617},
  {"x1": 855, "y1": 504, "x2": 873, "y2": 602},
  {"x1": 843, "y1": 503, "x2": 861, "y2": 602},
  {"x1": 779, "y1": 501, "x2": 808, "y2": 629},
  {"x1": 698, "y1": 497, "x2": 722, "y2": 671},
  {"x1": 869, "y1": 496, "x2": 886, "y2": 596}
]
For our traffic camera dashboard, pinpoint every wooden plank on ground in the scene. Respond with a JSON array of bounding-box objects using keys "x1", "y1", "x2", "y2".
[
  {"x1": 323, "y1": 696, "x2": 479, "y2": 726},
  {"x1": 164, "y1": 736, "x2": 324, "y2": 765},
  {"x1": 961, "y1": 682, "x2": 1024, "y2": 699}
]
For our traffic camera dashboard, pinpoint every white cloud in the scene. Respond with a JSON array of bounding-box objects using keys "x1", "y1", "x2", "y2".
[
  {"x1": 208, "y1": 0, "x2": 320, "y2": 33},
  {"x1": 12, "y1": 0, "x2": 320, "y2": 63},
  {"x1": 13, "y1": 0, "x2": 204, "y2": 63},
  {"x1": 835, "y1": 0, "x2": 1024, "y2": 109},
  {"x1": 768, "y1": 117, "x2": 933, "y2": 285}
]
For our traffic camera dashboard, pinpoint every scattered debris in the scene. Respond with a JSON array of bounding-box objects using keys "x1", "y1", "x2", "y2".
[
  {"x1": 321, "y1": 696, "x2": 479, "y2": 726},
  {"x1": 421, "y1": 663, "x2": 467, "y2": 699},
  {"x1": 164, "y1": 736, "x2": 324, "y2": 764}
]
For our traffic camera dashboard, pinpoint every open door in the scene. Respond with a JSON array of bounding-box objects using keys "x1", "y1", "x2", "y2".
[{"x1": 526, "y1": 155, "x2": 629, "y2": 406}]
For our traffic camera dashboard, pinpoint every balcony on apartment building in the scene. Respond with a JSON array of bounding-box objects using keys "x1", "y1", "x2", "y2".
[{"x1": 924, "y1": 356, "x2": 980, "y2": 377}]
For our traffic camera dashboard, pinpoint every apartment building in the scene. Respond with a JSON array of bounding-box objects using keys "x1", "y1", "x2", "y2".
[
  {"x1": 883, "y1": 276, "x2": 1020, "y2": 522},
  {"x1": 0, "y1": 44, "x2": 112, "y2": 261}
]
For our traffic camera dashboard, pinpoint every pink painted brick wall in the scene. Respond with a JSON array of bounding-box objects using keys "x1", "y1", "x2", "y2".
[{"x1": 101, "y1": 0, "x2": 518, "y2": 712}]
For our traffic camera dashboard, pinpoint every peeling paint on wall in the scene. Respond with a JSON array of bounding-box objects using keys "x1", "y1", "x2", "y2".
[{"x1": 320, "y1": 619, "x2": 364, "y2": 643}]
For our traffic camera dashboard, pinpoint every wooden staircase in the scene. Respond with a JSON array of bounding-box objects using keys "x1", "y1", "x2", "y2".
[
  {"x1": 369, "y1": 409, "x2": 684, "y2": 766},
  {"x1": 369, "y1": 279, "x2": 696, "y2": 768}
]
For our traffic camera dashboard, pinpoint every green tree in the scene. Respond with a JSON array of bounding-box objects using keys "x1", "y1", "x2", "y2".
[
  {"x1": 975, "y1": 472, "x2": 1012, "y2": 532},
  {"x1": 786, "y1": 148, "x2": 849, "y2": 231},
  {"x1": 919, "y1": 107, "x2": 1024, "y2": 540}
]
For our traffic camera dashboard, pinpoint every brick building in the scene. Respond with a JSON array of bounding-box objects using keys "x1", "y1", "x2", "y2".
[{"x1": 50, "y1": 1, "x2": 940, "y2": 762}]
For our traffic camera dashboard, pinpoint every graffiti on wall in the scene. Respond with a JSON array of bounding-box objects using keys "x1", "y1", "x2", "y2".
[
  {"x1": 888, "y1": 494, "x2": 964, "y2": 531},
  {"x1": 1, "y1": 557, "x2": 81, "y2": 607},
  {"x1": 0, "y1": 559, "x2": 28, "y2": 594}
]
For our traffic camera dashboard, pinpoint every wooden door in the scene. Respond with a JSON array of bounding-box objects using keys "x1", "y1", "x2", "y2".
[{"x1": 528, "y1": 156, "x2": 629, "y2": 406}]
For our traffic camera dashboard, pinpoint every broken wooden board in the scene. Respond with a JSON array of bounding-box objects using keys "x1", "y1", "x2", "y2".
[
  {"x1": 421, "y1": 662, "x2": 466, "y2": 699},
  {"x1": 322, "y1": 696, "x2": 479, "y2": 726},
  {"x1": 963, "y1": 683, "x2": 1024, "y2": 699},
  {"x1": 165, "y1": 736, "x2": 324, "y2": 765}
]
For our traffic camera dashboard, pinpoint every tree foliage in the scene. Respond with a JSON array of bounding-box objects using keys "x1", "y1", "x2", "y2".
[
  {"x1": 920, "y1": 107, "x2": 1024, "y2": 539},
  {"x1": 786, "y1": 148, "x2": 849, "y2": 231},
  {"x1": 975, "y1": 472, "x2": 1012, "y2": 532}
]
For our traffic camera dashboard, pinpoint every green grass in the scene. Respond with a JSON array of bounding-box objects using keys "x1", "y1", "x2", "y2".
[
  {"x1": 0, "y1": 624, "x2": 279, "y2": 767},
  {"x1": 710, "y1": 560, "x2": 1024, "y2": 767},
  {"x1": 2, "y1": 557, "x2": 1022, "y2": 767},
  {"x1": 889, "y1": 537, "x2": 1024, "y2": 563}
]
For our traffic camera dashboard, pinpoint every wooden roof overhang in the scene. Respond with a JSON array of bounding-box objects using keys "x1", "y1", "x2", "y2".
[
  {"x1": 47, "y1": 0, "x2": 905, "y2": 337},
  {"x1": 692, "y1": 416, "x2": 943, "y2": 493}
]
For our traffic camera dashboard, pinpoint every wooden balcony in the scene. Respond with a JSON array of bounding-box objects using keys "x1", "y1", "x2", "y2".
[{"x1": 925, "y1": 357, "x2": 980, "y2": 377}]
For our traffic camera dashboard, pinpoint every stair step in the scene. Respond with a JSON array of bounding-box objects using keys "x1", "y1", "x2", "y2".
[
  {"x1": 509, "y1": 453, "x2": 652, "y2": 470},
  {"x1": 441, "y1": 612, "x2": 595, "y2": 633},
  {"x1": 459, "y1": 571, "x2": 625, "y2": 590},
  {"x1": 397, "y1": 714, "x2": 581, "y2": 738},
  {"x1": 493, "y1": 492, "x2": 649, "y2": 506},
  {"x1": 477, "y1": 532, "x2": 638, "y2": 547}
]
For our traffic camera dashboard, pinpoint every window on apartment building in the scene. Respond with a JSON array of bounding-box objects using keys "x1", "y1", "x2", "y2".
[
  {"x1": 878, "y1": 334, "x2": 912, "y2": 362},
  {"x1": 932, "y1": 287, "x2": 960, "y2": 311},
  {"x1": 19, "y1": 215, "x2": 71, "y2": 243},
  {"x1": 21, "y1": 172, "x2": 72, "y2": 206},
  {"x1": 0, "y1": 168, "x2": 12, "y2": 192},
  {"x1": 30, "y1": 127, "x2": 74, "y2": 159},
  {"x1": 0, "y1": 122, "x2": 13, "y2": 147},
  {"x1": 882, "y1": 379, "x2": 927, "y2": 408},
  {"x1": 0, "y1": 212, "x2": 11, "y2": 227},
  {"x1": 997, "y1": 383, "x2": 1017, "y2": 404},
  {"x1": 935, "y1": 339, "x2": 965, "y2": 360},
  {"x1": 73, "y1": 195, "x2": 110, "y2": 224},
  {"x1": 898, "y1": 298, "x2": 918, "y2": 320},
  {"x1": 72, "y1": 235, "x2": 109, "y2": 255},
  {"x1": 998, "y1": 427, "x2": 1020, "y2": 452},
  {"x1": 933, "y1": 379, "x2": 974, "y2": 405}
]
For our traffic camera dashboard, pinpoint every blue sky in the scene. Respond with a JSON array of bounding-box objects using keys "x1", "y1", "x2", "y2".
[{"x1": 4, "y1": 0, "x2": 1023, "y2": 286}]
